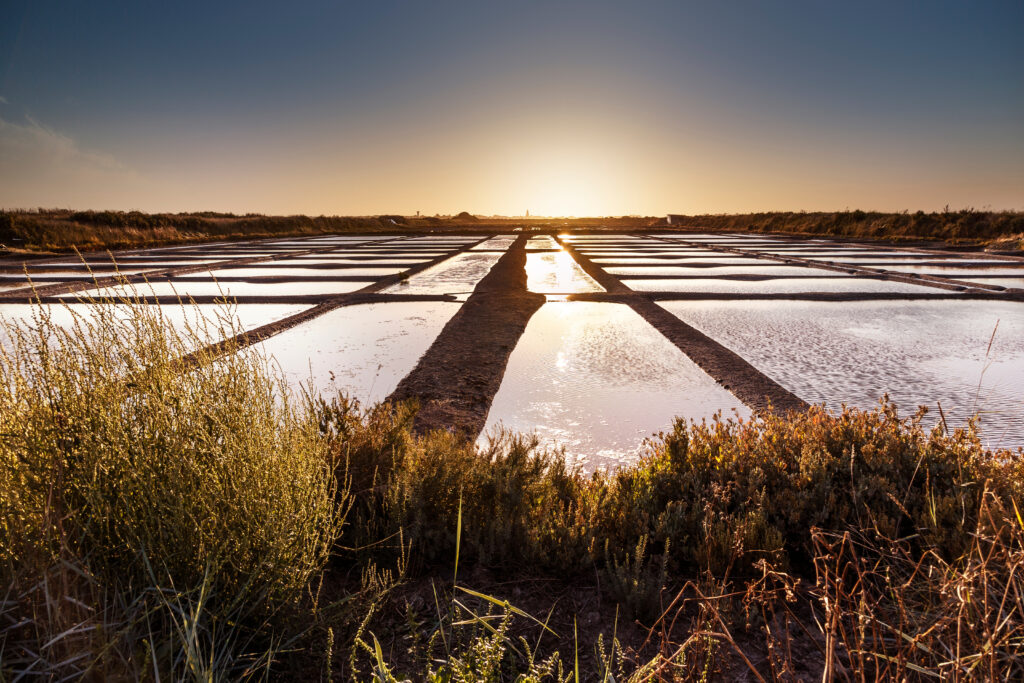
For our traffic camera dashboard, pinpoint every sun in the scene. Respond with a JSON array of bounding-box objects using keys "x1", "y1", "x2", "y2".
[
  {"x1": 496, "y1": 142, "x2": 624, "y2": 217},
  {"x1": 524, "y1": 165, "x2": 603, "y2": 217}
]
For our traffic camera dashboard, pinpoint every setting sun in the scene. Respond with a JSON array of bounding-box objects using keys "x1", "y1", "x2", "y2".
[{"x1": 521, "y1": 148, "x2": 619, "y2": 217}]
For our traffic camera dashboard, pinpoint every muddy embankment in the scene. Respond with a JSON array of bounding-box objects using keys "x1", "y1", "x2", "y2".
[
  {"x1": 388, "y1": 235, "x2": 545, "y2": 436},
  {"x1": 556, "y1": 237, "x2": 808, "y2": 413}
]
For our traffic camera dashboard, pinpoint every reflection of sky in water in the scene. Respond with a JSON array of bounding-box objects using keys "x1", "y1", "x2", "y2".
[
  {"x1": 661, "y1": 300, "x2": 1024, "y2": 450},
  {"x1": 226, "y1": 258, "x2": 428, "y2": 265},
  {"x1": 525, "y1": 235, "x2": 558, "y2": 249},
  {"x1": 481, "y1": 302, "x2": 749, "y2": 472},
  {"x1": 1, "y1": 270, "x2": 150, "y2": 284},
  {"x1": 471, "y1": 236, "x2": 517, "y2": 250},
  {"x1": 757, "y1": 250, "x2": 932, "y2": 258},
  {"x1": 590, "y1": 253, "x2": 738, "y2": 262},
  {"x1": 58, "y1": 280, "x2": 367, "y2": 299},
  {"x1": 625, "y1": 277, "x2": 937, "y2": 293},
  {"x1": 204, "y1": 267, "x2": 405, "y2": 278},
  {"x1": 948, "y1": 277, "x2": 1024, "y2": 289},
  {"x1": 382, "y1": 252, "x2": 502, "y2": 294},
  {"x1": 253, "y1": 302, "x2": 460, "y2": 404},
  {"x1": 802, "y1": 256, "x2": 981, "y2": 263},
  {"x1": 880, "y1": 265, "x2": 1024, "y2": 276},
  {"x1": 603, "y1": 264, "x2": 842, "y2": 276},
  {"x1": 285, "y1": 255, "x2": 445, "y2": 263},
  {"x1": 592, "y1": 255, "x2": 763, "y2": 265},
  {"x1": 0, "y1": 303, "x2": 308, "y2": 353},
  {"x1": 525, "y1": 250, "x2": 604, "y2": 293}
]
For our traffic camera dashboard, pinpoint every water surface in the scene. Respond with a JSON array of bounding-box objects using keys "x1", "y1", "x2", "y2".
[
  {"x1": 60, "y1": 280, "x2": 367, "y2": 299},
  {"x1": 382, "y1": 252, "x2": 502, "y2": 294},
  {"x1": 526, "y1": 251, "x2": 603, "y2": 293},
  {"x1": 0, "y1": 303, "x2": 308, "y2": 352},
  {"x1": 625, "y1": 277, "x2": 938, "y2": 293},
  {"x1": 481, "y1": 302, "x2": 750, "y2": 471},
  {"x1": 253, "y1": 302, "x2": 460, "y2": 404},
  {"x1": 661, "y1": 300, "x2": 1024, "y2": 450}
]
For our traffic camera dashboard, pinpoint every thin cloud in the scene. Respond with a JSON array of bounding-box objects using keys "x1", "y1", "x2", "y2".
[
  {"x1": 0, "y1": 96, "x2": 8, "y2": 104},
  {"x1": 0, "y1": 114, "x2": 142, "y2": 208}
]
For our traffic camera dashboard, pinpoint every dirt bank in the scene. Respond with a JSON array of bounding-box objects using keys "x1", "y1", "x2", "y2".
[{"x1": 388, "y1": 235, "x2": 545, "y2": 436}]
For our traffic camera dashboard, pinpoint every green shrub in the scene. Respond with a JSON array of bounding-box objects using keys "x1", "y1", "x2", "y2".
[
  {"x1": 594, "y1": 402, "x2": 1021, "y2": 575},
  {"x1": 317, "y1": 397, "x2": 590, "y2": 572}
]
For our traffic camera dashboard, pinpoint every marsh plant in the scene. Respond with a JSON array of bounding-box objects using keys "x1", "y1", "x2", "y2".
[
  {"x1": 1, "y1": 295, "x2": 1023, "y2": 680},
  {"x1": 0, "y1": 298, "x2": 343, "y2": 678}
]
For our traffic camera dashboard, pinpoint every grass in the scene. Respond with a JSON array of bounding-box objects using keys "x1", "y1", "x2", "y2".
[
  {"x1": 0, "y1": 209, "x2": 395, "y2": 253},
  {"x1": 1, "y1": 295, "x2": 1022, "y2": 679},
  {"x1": 0, "y1": 210, "x2": 656, "y2": 254},
  {"x1": 0, "y1": 298, "x2": 342, "y2": 678},
  {"x1": 663, "y1": 209, "x2": 1024, "y2": 250},
  {"x1": 6, "y1": 208, "x2": 1021, "y2": 255}
]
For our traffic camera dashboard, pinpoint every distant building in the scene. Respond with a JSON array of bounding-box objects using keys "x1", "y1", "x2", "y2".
[{"x1": 666, "y1": 214, "x2": 686, "y2": 225}]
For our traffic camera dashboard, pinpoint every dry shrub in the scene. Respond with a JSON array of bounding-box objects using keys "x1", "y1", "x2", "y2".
[{"x1": 812, "y1": 486, "x2": 1024, "y2": 680}]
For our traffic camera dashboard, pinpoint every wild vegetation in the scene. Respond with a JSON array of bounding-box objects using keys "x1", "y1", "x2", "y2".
[
  {"x1": 666, "y1": 209, "x2": 1024, "y2": 250},
  {"x1": 0, "y1": 210, "x2": 393, "y2": 253},
  {"x1": 7, "y1": 208, "x2": 1021, "y2": 256},
  {"x1": 0, "y1": 210, "x2": 661, "y2": 254},
  {"x1": 1, "y1": 297, "x2": 1022, "y2": 680}
]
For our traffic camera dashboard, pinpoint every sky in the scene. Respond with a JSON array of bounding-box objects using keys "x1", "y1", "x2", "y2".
[{"x1": 1, "y1": 0, "x2": 1022, "y2": 216}]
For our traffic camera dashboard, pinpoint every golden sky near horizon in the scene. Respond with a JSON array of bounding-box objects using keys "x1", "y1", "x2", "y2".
[{"x1": 1, "y1": 2, "x2": 1022, "y2": 216}]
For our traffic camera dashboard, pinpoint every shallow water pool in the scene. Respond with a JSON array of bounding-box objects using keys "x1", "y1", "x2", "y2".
[
  {"x1": 203, "y1": 267, "x2": 405, "y2": 279},
  {"x1": 624, "y1": 277, "x2": 939, "y2": 294},
  {"x1": 382, "y1": 252, "x2": 502, "y2": 294},
  {"x1": 951, "y1": 277, "x2": 1024, "y2": 289},
  {"x1": 526, "y1": 251, "x2": 603, "y2": 293},
  {"x1": 603, "y1": 264, "x2": 844, "y2": 277},
  {"x1": 59, "y1": 279, "x2": 368, "y2": 300},
  {"x1": 661, "y1": 299, "x2": 1024, "y2": 450},
  {"x1": 481, "y1": 302, "x2": 750, "y2": 471},
  {"x1": 0, "y1": 303, "x2": 309, "y2": 353},
  {"x1": 880, "y1": 265, "x2": 1024, "y2": 276},
  {"x1": 253, "y1": 302, "x2": 461, "y2": 404}
]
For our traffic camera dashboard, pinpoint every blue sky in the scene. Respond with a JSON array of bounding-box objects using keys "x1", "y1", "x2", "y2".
[{"x1": 1, "y1": 0, "x2": 1021, "y2": 215}]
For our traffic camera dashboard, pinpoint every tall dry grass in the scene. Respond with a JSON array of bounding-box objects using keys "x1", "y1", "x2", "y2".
[{"x1": 0, "y1": 297, "x2": 344, "y2": 679}]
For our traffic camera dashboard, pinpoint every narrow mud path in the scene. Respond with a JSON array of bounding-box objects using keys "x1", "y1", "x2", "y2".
[
  {"x1": 387, "y1": 235, "x2": 546, "y2": 436},
  {"x1": 556, "y1": 236, "x2": 808, "y2": 413}
]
